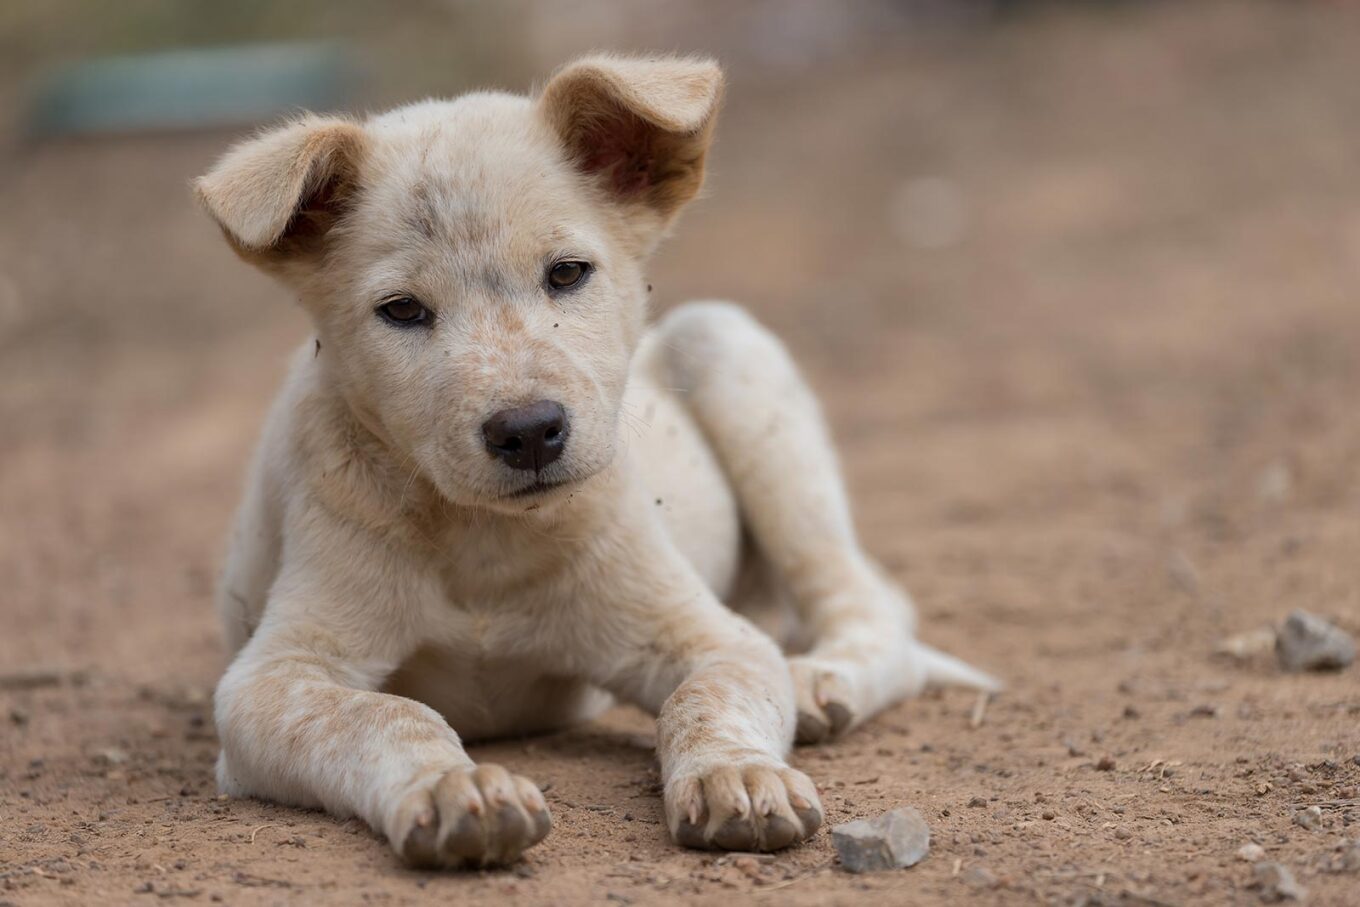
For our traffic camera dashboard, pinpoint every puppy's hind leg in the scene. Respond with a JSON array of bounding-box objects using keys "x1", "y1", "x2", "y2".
[{"x1": 655, "y1": 302, "x2": 997, "y2": 743}]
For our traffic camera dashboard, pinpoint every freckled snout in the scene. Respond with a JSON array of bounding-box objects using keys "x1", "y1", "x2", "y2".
[{"x1": 482, "y1": 401, "x2": 569, "y2": 471}]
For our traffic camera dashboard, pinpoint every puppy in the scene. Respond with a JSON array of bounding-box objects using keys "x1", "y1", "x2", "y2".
[{"x1": 196, "y1": 53, "x2": 994, "y2": 869}]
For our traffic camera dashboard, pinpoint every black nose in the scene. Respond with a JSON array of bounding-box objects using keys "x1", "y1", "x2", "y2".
[{"x1": 482, "y1": 400, "x2": 569, "y2": 471}]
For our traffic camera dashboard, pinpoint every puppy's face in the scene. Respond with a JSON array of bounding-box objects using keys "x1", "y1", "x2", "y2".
[{"x1": 197, "y1": 56, "x2": 722, "y2": 512}]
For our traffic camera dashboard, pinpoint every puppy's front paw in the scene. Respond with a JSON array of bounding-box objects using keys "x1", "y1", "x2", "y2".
[
  {"x1": 666, "y1": 762, "x2": 822, "y2": 852},
  {"x1": 391, "y1": 764, "x2": 551, "y2": 869},
  {"x1": 789, "y1": 656, "x2": 859, "y2": 744}
]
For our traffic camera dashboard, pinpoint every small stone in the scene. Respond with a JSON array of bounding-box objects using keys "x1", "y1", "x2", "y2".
[
  {"x1": 1216, "y1": 627, "x2": 1277, "y2": 661},
  {"x1": 961, "y1": 866, "x2": 998, "y2": 889},
  {"x1": 1096, "y1": 755, "x2": 1116, "y2": 771},
  {"x1": 1293, "y1": 806, "x2": 1322, "y2": 830},
  {"x1": 967, "y1": 797, "x2": 987, "y2": 808},
  {"x1": 1257, "y1": 460, "x2": 1293, "y2": 503},
  {"x1": 0, "y1": 668, "x2": 65, "y2": 691},
  {"x1": 1335, "y1": 840, "x2": 1360, "y2": 872},
  {"x1": 1114, "y1": 827, "x2": 1132, "y2": 841},
  {"x1": 832, "y1": 807, "x2": 931, "y2": 873},
  {"x1": 1238, "y1": 843, "x2": 1267, "y2": 862},
  {"x1": 1276, "y1": 610, "x2": 1355, "y2": 672},
  {"x1": 729, "y1": 856, "x2": 762, "y2": 880},
  {"x1": 1252, "y1": 861, "x2": 1306, "y2": 902}
]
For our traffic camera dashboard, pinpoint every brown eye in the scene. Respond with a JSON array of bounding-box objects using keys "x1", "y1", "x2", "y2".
[
  {"x1": 377, "y1": 297, "x2": 431, "y2": 327},
  {"x1": 547, "y1": 260, "x2": 590, "y2": 291}
]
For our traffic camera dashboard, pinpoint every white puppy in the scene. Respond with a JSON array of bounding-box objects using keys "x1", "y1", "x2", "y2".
[{"x1": 197, "y1": 54, "x2": 994, "y2": 869}]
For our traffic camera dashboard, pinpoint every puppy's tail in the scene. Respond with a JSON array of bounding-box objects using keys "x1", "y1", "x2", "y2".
[{"x1": 911, "y1": 640, "x2": 1003, "y2": 693}]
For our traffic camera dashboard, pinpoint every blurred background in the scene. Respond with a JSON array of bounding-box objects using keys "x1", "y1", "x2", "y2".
[{"x1": 3, "y1": 2, "x2": 1360, "y2": 904}]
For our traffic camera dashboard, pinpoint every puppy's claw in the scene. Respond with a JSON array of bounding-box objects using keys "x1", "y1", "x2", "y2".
[
  {"x1": 762, "y1": 814, "x2": 802, "y2": 850},
  {"x1": 823, "y1": 700, "x2": 855, "y2": 738},
  {"x1": 676, "y1": 815, "x2": 710, "y2": 849},
  {"x1": 666, "y1": 763, "x2": 822, "y2": 853},
  {"x1": 792, "y1": 660, "x2": 858, "y2": 744},
  {"x1": 795, "y1": 709, "x2": 831, "y2": 745},
  {"x1": 392, "y1": 764, "x2": 551, "y2": 869},
  {"x1": 401, "y1": 819, "x2": 441, "y2": 868}
]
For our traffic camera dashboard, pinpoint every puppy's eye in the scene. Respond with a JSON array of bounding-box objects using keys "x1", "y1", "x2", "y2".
[
  {"x1": 546, "y1": 260, "x2": 590, "y2": 291},
  {"x1": 377, "y1": 297, "x2": 432, "y2": 327}
]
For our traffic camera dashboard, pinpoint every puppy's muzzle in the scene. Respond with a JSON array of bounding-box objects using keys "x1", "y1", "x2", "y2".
[{"x1": 482, "y1": 401, "x2": 568, "y2": 472}]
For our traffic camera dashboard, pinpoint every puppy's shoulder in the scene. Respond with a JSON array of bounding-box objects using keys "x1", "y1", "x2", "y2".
[{"x1": 261, "y1": 340, "x2": 433, "y2": 539}]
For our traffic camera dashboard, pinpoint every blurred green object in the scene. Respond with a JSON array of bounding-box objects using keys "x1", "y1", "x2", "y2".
[{"x1": 26, "y1": 41, "x2": 357, "y2": 139}]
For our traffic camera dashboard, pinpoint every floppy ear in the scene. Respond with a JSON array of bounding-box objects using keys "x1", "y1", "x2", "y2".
[
  {"x1": 539, "y1": 54, "x2": 723, "y2": 225},
  {"x1": 194, "y1": 114, "x2": 366, "y2": 263}
]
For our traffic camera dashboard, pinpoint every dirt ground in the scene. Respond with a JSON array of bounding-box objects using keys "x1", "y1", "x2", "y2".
[{"x1": 4, "y1": 2, "x2": 1360, "y2": 904}]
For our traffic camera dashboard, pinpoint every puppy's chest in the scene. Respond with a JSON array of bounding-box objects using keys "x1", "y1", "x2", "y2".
[{"x1": 421, "y1": 537, "x2": 581, "y2": 665}]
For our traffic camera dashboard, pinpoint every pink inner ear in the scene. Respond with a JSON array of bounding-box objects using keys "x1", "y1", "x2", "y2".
[{"x1": 578, "y1": 112, "x2": 655, "y2": 198}]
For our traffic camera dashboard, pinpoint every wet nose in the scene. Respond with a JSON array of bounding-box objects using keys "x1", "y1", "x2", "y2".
[{"x1": 482, "y1": 400, "x2": 569, "y2": 471}]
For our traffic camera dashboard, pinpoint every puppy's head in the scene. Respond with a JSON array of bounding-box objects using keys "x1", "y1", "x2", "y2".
[{"x1": 196, "y1": 55, "x2": 722, "y2": 513}]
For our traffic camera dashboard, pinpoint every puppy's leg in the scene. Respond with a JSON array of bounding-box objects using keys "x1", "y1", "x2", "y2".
[
  {"x1": 656, "y1": 302, "x2": 996, "y2": 743},
  {"x1": 216, "y1": 516, "x2": 550, "y2": 869},
  {"x1": 572, "y1": 515, "x2": 822, "y2": 852}
]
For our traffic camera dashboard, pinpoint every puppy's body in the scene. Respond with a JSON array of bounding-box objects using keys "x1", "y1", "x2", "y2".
[
  {"x1": 220, "y1": 322, "x2": 744, "y2": 743},
  {"x1": 200, "y1": 56, "x2": 992, "y2": 869}
]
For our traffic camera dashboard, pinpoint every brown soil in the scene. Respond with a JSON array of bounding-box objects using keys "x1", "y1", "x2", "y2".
[{"x1": 4, "y1": 3, "x2": 1360, "y2": 904}]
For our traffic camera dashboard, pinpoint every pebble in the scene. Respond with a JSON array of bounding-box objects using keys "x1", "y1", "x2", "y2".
[
  {"x1": 1216, "y1": 627, "x2": 1278, "y2": 661},
  {"x1": 1293, "y1": 806, "x2": 1322, "y2": 831},
  {"x1": 1237, "y1": 843, "x2": 1267, "y2": 862},
  {"x1": 832, "y1": 807, "x2": 930, "y2": 873},
  {"x1": 0, "y1": 668, "x2": 66, "y2": 691},
  {"x1": 961, "y1": 866, "x2": 999, "y2": 889},
  {"x1": 1252, "y1": 861, "x2": 1306, "y2": 902},
  {"x1": 1338, "y1": 840, "x2": 1360, "y2": 872},
  {"x1": 1275, "y1": 610, "x2": 1355, "y2": 672}
]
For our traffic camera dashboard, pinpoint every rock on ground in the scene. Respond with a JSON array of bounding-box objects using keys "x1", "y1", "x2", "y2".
[
  {"x1": 832, "y1": 807, "x2": 931, "y2": 873},
  {"x1": 1342, "y1": 842, "x2": 1360, "y2": 873},
  {"x1": 1293, "y1": 806, "x2": 1322, "y2": 831},
  {"x1": 1275, "y1": 610, "x2": 1355, "y2": 672},
  {"x1": 1253, "y1": 862, "x2": 1306, "y2": 902}
]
